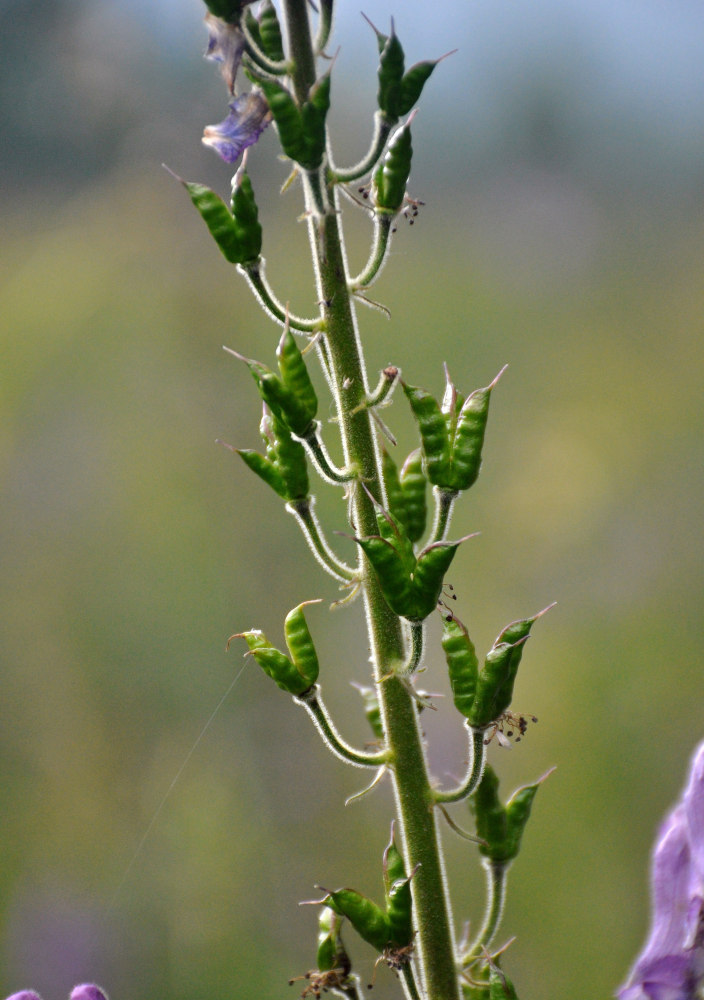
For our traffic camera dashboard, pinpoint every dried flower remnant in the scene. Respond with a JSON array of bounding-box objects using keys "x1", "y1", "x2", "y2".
[
  {"x1": 617, "y1": 740, "x2": 704, "y2": 1000},
  {"x1": 202, "y1": 91, "x2": 271, "y2": 164},
  {"x1": 204, "y1": 13, "x2": 245, "y2": 94}
]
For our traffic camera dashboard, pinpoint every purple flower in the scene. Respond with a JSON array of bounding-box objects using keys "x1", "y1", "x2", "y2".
[
  {"x1": 617, "y1": 741, "x2": 704, "y2": 1000},
  {"x1": 202, "y1": 91, "x2": 271, "y2": 164},
  {"x1": 204, "y1": 13, "x2": 245, "y2": 95},
  {"x1": 2, "y1": 987, "x2": 108, "y2": 1000},
  {"x1": 70, "y1": 987, "x2": 108, "y2": 1000}
]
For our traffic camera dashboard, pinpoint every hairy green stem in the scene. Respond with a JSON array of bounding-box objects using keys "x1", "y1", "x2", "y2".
[
  {"x1": 281, "y1": 4, "x2": 461, "y2": 998},
  {"x1": 401, "y1": 962, "x2": 422, "y2": 1000},
  {"x1": 433, "y1": 725, "x2": 487, "y2": 805},
  {"x1": 462, "y1": 860, "x2": 509, "y2": 965},
  {"x1": 286, "y1": 497, "x2": 355, "y2": 582},
  {"x1": 349, "y1": 213, "x2": 394, "y2": 291},
  {"x1": 295, "y1": 687, "x2": 388, "y2": 767},
  {"x1": 331, "y1": 112, "x2": 392, "y2": 184},
  {"x1": 239, "y1": 260, "x2": 320, "y2": 332},
  {"x1": 366, "y1": 365, "x2": 399, "y2": 409},
  {"x1": 300, "y1": 424, "x2": 356, "y2": 483},
  {"x1": 431, "y1": 487, "x2": 457, "y2": 543},
  {"x1": 404, "y1": 621, "x2": 425, "y2": 676}
]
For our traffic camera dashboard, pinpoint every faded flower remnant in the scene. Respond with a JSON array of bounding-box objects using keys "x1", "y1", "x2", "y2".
[
  {"x1": 202, "y1": 91, "x2": 271, "y2": 163},
  {"x1": 204, "y1": 13, "x2": 244, "y2": 94},
  {"x1": 618, "y1": 741, "x2": 704, "y2": 1000}
]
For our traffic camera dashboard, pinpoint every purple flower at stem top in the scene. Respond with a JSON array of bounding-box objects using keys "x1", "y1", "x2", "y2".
[
  {"x1": 618, "y1": 740, "x2": 704, "y2": 1000},
  {"x1": 202, "y1": 91, "x2": 271, "y2": 164}
]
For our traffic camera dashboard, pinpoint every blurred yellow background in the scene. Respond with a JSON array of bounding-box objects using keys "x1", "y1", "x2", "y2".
[{"x1": 2, "y1": 1, "x2": 704, "y2": 998}]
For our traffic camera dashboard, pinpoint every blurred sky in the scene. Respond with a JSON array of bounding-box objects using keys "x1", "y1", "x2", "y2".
[{"x1": 2, "y1": 3, "x2": 704, "y2": 1000}]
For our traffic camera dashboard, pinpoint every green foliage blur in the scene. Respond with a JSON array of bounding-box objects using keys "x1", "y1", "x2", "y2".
[{"x1": 2, "y1": 2, "x2": 704, "y2": 999}]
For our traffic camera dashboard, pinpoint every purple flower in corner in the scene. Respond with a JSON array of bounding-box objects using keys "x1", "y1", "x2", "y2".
[
  {"x1": 70, "y1": 987, "x2": 108, "y2": 1000},
  {"x1": 204, "y1": 13, "x2": 245, "y2": 95},
  {"x1": 202, "y1": 91, "x2": 271, "y2": 164},
  {"x1": 617, "y1": 741, "x2": 704, "y2": 1000},
  {"x1": 2, "y1": 987, "x2": 108, "y2": 1000}
]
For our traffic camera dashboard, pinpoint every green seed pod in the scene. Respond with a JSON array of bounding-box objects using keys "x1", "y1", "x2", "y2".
[
  {"x1": 283, "y1": 600, "x2": 321, "y2": 691},
  {"x1": 323, "y1": 888, "x2": 391, "y2": 953},
  {"x1": 236, "y1": 447, "x2": 288, "y2": 498},
  {"x1": 256, "y1": 369, "x2": 315, "y2": 437},
  {"x1": 300, "y1": 70, "x2": 331, "y2": 169},
  {"x1": 407, "y1": 539, "x2": 462, "y2": 621},
  {"x1": 316, "y1": 908, "x2": 340, "y2": 972},
  {"x1": 242, "y1": 5, "x2": 263, "y2": 48},
  {"x1": 357, "y1": 532, "x2": 466, "y2": 622},
  {"x1": 398, "y1": 449, "x2": 426, "y2": 544},
  {"x1": 377, "y1": 24, "x2": 405, "y2": 122},
  {"x1": 381, "y1": 448, "x2": 406, "y2": 528},
  {"x1": 356, "y1": 685, "x2": 384, "y2": 741},
  {"x1": 236, "y1": 601, "x2": 319, "y2": 696},
  {"x1": 398, "y1": 59, "x2": 441, "y2": 116},
  {"x1": 372, "y1": 118, "x2": 413, "y2": 214},
  {"x1": 470, "y1": 604, "x2": 554, "y2": 727},
  {"x1": 442, "y1": 616, "x2": 479, "y2": 719},
  {"x1": 237, "y1": 407, "x2": 308, "y2": 502},
  {"x1": 237, "y1": 630, "x2": 309, "y2": 695},
  {"x1": 463, "y1": 981, "x2": 491, "y2": 1000},
  {"x1": 183, "y1": 181, "x2": 247, "y2": 264},
  {"x1": 489, "y1": 965, "x2": 519, "y2": 1000},
  {"x1": 230, "y1": 170, "x2": 262, "y2": 263},
  {"x1": 267, "y1": 410, "x2": 309, "y2": 501},
  {"x1": 469, "y1": 765, "x2": 506, "y2": 859},
  {"x1": 256, "y1": 77, "x2": 308, "y2": 162},
  {"x1": 355, "y1": 535, "x2": 415, "y2": 617},
  {"x1": 468, "y1": 638, "x2": 526, "y2": 728},
  {"x1": 383, "y1": 826, "x2": 413, "y2": 947},
  {"x1": 257, "y1": 0, "x2": 284, "y2": 62},
  {"x1": 374, "y1": 507, "x2": 416, "y2": 575},
  {"x1": 315, "y1": 908, "x2": 350, "y2": 978},
  {"x1": 402, "y1": 382, "x2": 452, "y2": 487},
  {"x1": 469, "y1": 764, "x2": 545, "y2": 865},
  {"x1": 449, "y1": 367, "x2": 505, "y2": 491},
  {"x1": 276, "y1": 327, "x2": 318, "y2": 429}
]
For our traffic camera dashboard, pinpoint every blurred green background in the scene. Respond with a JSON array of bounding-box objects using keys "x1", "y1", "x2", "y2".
[{"x1": 2, "y1": 1, "x2": 704, "y2": 998}]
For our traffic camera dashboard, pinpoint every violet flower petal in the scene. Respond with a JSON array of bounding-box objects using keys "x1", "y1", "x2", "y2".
[
  {"x1": 684, "y1": 743, "x2": 704, "y2": 884},
  {"x1": 70, "y1": 987, "x2": 109, "y2": 1000},
  {"x1": 202, "y1": 91, "x2": 271, "y2": 164},
  {"x1": 617, "y1": 741, "x2": 704, "y2": 1000},
  {"x1": 4, "y1": 993, "x2": 43, "y2": 1000}
]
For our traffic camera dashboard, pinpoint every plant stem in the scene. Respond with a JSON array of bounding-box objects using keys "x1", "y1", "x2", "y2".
[
  {"x1": 295, "y1": 687, "x2": 388, "y2": 768},
  {"x1": 281, "y1": 4, "x2": 461, "y2": 998},
  {"x1": 433, "y1": 725, "x2": 487, "y2": 805},
  {"x1": 430, "y1": 487, "x2": 457, "y2": 543},
  {"x1": 349, "y1": 214, "x2": 394, "y2": 291},
  {"x1": 463, "y1": 860, "x2": 509, "y2": 964}
]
